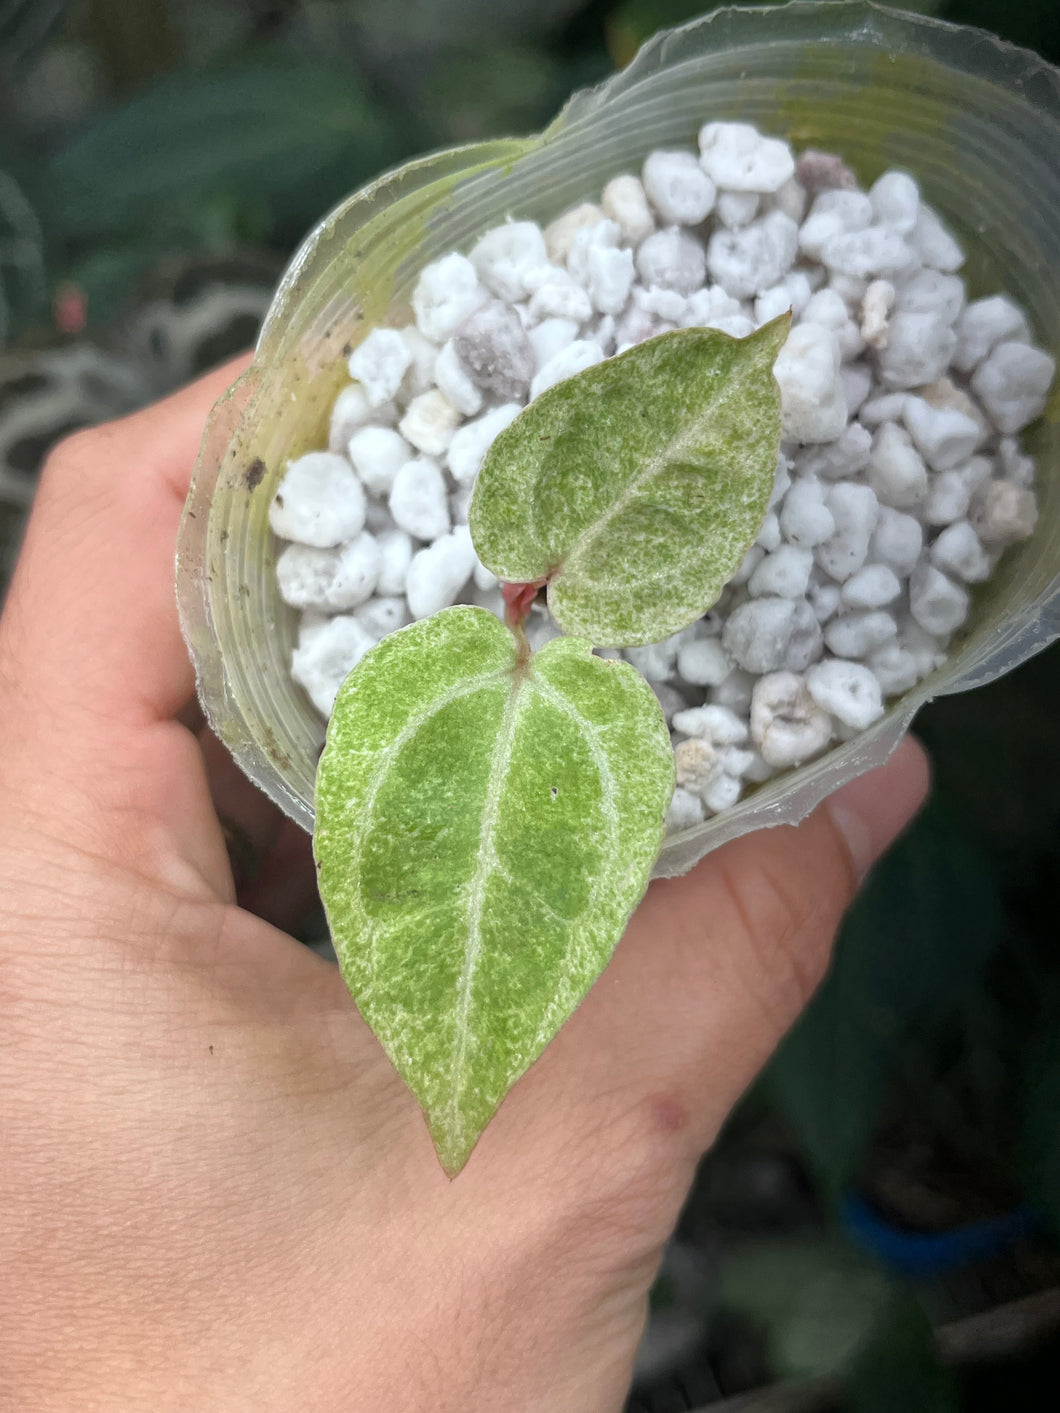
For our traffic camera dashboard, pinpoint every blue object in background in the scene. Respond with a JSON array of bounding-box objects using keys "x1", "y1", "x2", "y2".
[{"x1": 841, "y1": 1191, "x2": 1037, "y2": 1280}]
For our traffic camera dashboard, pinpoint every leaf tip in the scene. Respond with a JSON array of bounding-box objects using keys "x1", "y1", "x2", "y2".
[
  {"x1": 430, "y1": 1118, "x2": 481, "y2": 1179},
  {"x1": 755, "y1": 308, "x2": 793, "y2": 358}
]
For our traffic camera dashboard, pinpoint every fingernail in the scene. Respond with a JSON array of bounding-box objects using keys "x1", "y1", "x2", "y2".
[{"x1": 825, "y1": 737, "x2": 930, "y2": 883}]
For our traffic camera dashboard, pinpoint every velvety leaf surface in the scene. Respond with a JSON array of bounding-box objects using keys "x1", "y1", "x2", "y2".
[
  {"x1": 469, "y1": 318, "x2": 788, "y2": 647},
  {"x1": 313, "y1": 606, "x2": 674, "y2": 1174}
]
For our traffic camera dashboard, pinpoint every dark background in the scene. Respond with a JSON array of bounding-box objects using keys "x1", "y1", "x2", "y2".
[{"x1": 1, "y1": 3, "x2": 1058, "y2": 1409}]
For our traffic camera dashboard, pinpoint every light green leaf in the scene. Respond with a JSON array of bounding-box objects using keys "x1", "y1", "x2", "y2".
[
  {"x1": 314, "y1": 606, "x2": 674, "y2": 1174},
  {"x1": 469, "y1": 317, "x2": 788, "y2": 647}
]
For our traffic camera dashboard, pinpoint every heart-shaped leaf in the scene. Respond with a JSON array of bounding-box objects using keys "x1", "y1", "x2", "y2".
[
  {"x1": 314, "y1": 606, "x2": 674, "y2": 1173},
  {"x1": 469, "y1": 317, "x2": 789, "y2": 647}
]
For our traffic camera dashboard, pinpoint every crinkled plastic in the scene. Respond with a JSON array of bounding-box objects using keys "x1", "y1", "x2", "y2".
[{"x1": 176, "y1": 0, "x2": 1060, "y2": 878}]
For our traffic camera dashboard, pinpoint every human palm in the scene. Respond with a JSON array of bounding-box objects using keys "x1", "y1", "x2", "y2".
[{"x1": 0, "y1": 360, "x2": 926, "y2": 1410}]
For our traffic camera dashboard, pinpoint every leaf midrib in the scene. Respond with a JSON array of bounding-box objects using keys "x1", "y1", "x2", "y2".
[
  {"x1": 445, "y1": 670, "x2": 528, "y2": 1129},
  {"x1": 345, "y1": 644, "x2": 626, "y2": 1150},
  {"x1": 440, "y1": 663, "x2": 624, "y2": 1129}
]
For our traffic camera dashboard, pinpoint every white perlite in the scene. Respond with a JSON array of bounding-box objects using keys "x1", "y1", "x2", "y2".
[
  {"x1": 269, "y1": 452, "x2": 365, "y2": 548},
  {"x1": 269, "y1": 122, "x2": 1052, "y2": 830}
]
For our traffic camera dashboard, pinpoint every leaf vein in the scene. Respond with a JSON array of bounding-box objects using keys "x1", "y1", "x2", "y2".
[
  {"x1": 445, "y1": 671, "x2": 527, "y2": 1132},
  {"x1": 527, "y1": 674, "x2": 623, "y2": 1056},
  {"x1": 348, "y1": 665, "x2": 512, "y2": 987},
  {"x1": 491, "y1": 858, "x2": 580, "y2": 928},
  {"x1": 557, "y1": 365, "x2": 745, "y2": 575}
]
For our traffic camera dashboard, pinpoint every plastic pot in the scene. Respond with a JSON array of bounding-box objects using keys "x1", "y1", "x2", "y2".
[{"x1": 176, "y1": 0, "x2": 1060, "y2": 878}]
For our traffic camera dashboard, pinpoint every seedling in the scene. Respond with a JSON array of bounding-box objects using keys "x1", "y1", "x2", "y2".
[{"x1": 314, "y1": 316, "x2": 789, "y2": 1173}]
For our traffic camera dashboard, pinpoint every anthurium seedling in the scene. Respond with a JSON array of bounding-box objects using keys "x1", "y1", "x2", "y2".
[
  {"x1": 314, "y1": 315, "x2": 789, "y2": 1174},
  {"x1": 471, "y1": 318, "x2": 791, "y2": 646}
]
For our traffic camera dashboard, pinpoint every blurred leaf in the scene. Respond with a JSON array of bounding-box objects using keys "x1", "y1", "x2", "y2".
[
  {"x1": 344, "y1": 0, "x2": 592, "y2": 49},
  {"x1": 58, "y1": 238, "x2": 179, "y2": 329},
  {"x1": 606, "y1": 0, "x2": 718, "y2": 67},
  {"x1": 765, "y1": 800, "x2": 1004, "y2": 1201},
  {"x1": 79, "y1": 0, "x2": 179, "y2": 91},
  {"x1": 0, "y1": 0, "x2": 70, "y2": 74},
  {"x1": 847, "y1": 1293, "x2": 957, "y2": 1413},
  {"x1": 0, "y1": 167, "x2": 48, "y2": 347},
  {"x1": 721, "y1": 1237, "x2": 895, "y2": 1379},
  {"x1": 47, "y1": 49, "x2": 404, "y2": 244},
  {"x1": 418, "y1": 44, "x2": 569, "y2": 142},
  {"x1": 1019, "y1": 1009, "x2": 1060, "y2": 1230}
]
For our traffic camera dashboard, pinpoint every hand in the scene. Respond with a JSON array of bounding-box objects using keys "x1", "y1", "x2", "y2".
[{"x1": 0, "y1": 362, "x2": 928, "y2": 1412}]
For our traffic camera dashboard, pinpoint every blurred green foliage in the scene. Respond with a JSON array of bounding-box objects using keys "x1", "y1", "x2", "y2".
[
  {"x1": 47, "y1": 52, "x2": 401, "y2": 240},
  {"x1": 765, "y1": 800, "x2": 1004, "y2": 1203},
  {"x1": 0, "y1": 0, "x2": 1052, "y2": 345},
  {"x1": 718, "y1": 646, "x2": 1060, "y2": 1407},
  {"x1": 0, "y1": 166, "x2": 46, "y2": 345},
  {"x1": 1, "y1": 4, "x2": 1058, "y2": 1407},
  {"x1": 721, "y1": 1237, "x2": 896, "y2": 1379},
  {"x1": 0, "y1": 0, "x2": 69, "y2": 74},
  {"x1": 848, "y1": 1294, "x2": 959, "y2": 1413}
]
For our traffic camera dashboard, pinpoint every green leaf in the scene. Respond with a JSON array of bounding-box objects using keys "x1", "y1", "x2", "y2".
[
  {"x1": 765, "y1": 802, "x2": 1003, "y2": 1200},
  {"x1": 469, "y1": 317, "x2": 788, "y2": 648},
  {"x1": 313, "y1": 606, "x2": 674, "y2": 1174}
]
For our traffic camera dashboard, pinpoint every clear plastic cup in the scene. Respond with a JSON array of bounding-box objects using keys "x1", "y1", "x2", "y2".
[{"x1": 176, "y1": 0, "x2": 1060, "y2": 878}]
